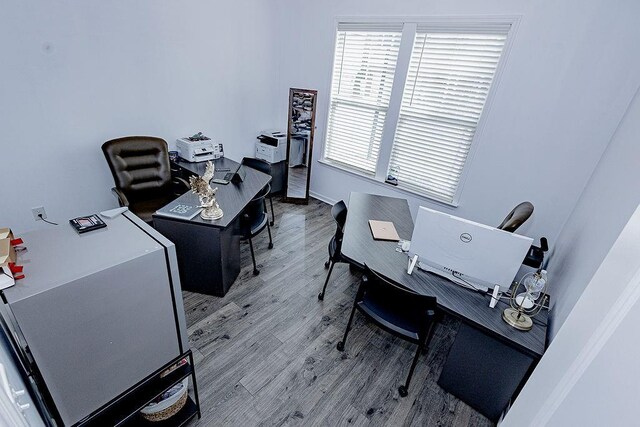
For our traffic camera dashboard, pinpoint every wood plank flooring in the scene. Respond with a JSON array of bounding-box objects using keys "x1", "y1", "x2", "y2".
[{"x1": 183, "y1": 197, "x2": 494, "y2": 427}]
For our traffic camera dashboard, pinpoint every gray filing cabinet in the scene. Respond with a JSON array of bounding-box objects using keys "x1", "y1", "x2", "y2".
[{"x1": 0, "y1": 212, "x2": 189, "y2": 426}]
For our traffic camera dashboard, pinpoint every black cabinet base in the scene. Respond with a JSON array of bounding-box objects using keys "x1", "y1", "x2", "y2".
[
  {"x1": 154, "y1": 217, "x2": 241, "y2": 297},
  {"x1": 77, "y1": 351, "x2": 201, "y2": 427},
  {"x1": 124, "y1": 396, "x2": 199, "y2": 427},
  {"x1": 437, "y1": 323, "x2": 536, "y2": 422}
]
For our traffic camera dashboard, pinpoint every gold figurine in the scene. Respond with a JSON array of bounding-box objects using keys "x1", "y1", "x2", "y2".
[{"x1": 189, "y1": 161, "x2": 223, "y2": 220}]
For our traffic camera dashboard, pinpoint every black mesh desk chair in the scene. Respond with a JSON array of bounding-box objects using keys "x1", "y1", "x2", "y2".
[
  {"x1": 240, "y1": 184, "x2": 274, "y2": 276},
  {"x1": 318, "y1": 200, "x2": 348, "y2": 301},
  {"x1": 337, "y1": 265, "x2": 438, "y2": 397},
  {"x1": 241, "y1": 157, "x2": 276, "y2": 226}
]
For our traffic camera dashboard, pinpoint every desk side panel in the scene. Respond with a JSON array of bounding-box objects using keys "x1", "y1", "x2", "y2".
[
  {"x1": 154, "y1": 217, "x2": 239, "y2": 296},
  {"x1": 124, "y1": 212, "x2": 189, "y2": 351},
  {"x1": 437, "y1": 323, "x2": 535, "y2": 422}
]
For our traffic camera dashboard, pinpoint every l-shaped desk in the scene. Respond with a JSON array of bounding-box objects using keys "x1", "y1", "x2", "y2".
[{"x1": 341, "y1": 192, "x2": 548, "y2": 422}]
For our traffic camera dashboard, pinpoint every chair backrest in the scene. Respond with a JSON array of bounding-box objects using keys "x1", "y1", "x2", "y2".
[
  {"x1": 241, "y1": 157, "x2": 271, "y2": 175},
  {"x1": 331, "y1": 200, "x2": 348, "y2": 252},
  {"x1": 102, "y1": 136, "x2": 172, "y2": 198},
  {"x1": 241, "y1": 183, "x2": 271, "y2": 232},
  {"x1": 332, "y1": 200, "x2": 348, "y2": 234},
  {"x1": 497, "y1": 201, "x2": 534, "y2": 233},
  {"x1": 361, "y1": 265, "x2": 437, "y2": 326}
]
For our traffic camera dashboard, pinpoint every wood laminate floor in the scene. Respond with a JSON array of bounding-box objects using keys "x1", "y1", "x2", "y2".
[{"x1": 183, "y1": 197, "x2": 494, "y2": 427}]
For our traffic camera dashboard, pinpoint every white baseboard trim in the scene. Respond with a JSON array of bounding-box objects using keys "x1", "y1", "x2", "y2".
[{"x1": 309, "y1": 190, "x2": 337, "y2": 206}]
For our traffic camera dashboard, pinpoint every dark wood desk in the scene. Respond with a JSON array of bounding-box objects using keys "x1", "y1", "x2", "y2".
[
  {"x1": 341, "y1": 192, "x2": 548, "y2": 421},
  {"x1": 153, "y1": 158, "x2": 271, "y2": 296}
]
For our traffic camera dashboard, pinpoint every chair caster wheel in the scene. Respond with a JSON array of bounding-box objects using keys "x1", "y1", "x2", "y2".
[
  {"x1": 398, "y1": 386, "x2": 408, "y2": 397},
  {"x1": 324, "y1": 261, "x2": 330, "y2": 269},
  {"x1": 253, "y1": 269, "x2": 260, "y2": 276},
  {"x1": 318, "y1": 293, "x2": 324, "y2": 301},
  {"x1": 268, "y1": 243, "x2": 274, "y2": 249},
  {"x1": 270, "y1": 221, "x2": 274, "y2": 226},
  {"x1": 336, "y1": 341, "x2": 344, "y2": 351}
]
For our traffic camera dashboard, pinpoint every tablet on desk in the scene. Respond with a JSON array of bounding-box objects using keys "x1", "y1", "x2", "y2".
[
  {"x1": 368, "y1": 220, "x2": 400, "y2": 241},
  {"x1": 212, "y1": 164, "x2": 245, "y2": 185}
]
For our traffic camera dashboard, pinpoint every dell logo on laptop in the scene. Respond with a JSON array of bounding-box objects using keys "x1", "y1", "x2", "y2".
[{"x1": 460, "y1": 233, "x2": 472, "y2": 243}]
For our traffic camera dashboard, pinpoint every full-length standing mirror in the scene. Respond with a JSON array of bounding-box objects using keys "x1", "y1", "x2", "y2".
[{"x1": 284, "y1": 88, "x2": 317, "y2": 204}]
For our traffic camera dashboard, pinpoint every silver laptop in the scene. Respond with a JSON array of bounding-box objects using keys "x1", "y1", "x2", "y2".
[{"x1": 410, "y1": 206, "x2": 533, "y2": 292}]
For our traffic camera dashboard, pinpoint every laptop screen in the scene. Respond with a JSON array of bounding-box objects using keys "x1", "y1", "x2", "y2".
[{"x1": 410, "y1": 207, "x2": 533, "y2": 288}]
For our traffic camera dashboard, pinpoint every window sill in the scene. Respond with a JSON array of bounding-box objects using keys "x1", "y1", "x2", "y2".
[{"x1": 317, "y1": 159, "x2": 459, "y2": 208}]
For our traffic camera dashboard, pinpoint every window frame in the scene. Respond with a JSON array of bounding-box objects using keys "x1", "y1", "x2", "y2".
[{"x1": 319, "y1": 16, "x2": 520, "y2": 207}]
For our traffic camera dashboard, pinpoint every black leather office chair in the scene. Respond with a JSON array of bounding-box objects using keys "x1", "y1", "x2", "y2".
[
  {"x1": 318, "y1": 200, "x2": 348, "y2": 301},
  {"x1": 242, "y1": 157, "x2": 276, "y2": 226},
  {"x1": 337, "y1": 265, "x2": 438, "y2": 397},
  {"x1": 498, "y1": 202, "x2": 549, "y2": 268},
  {"x1": 102, "y1": 136, "x2": 189, "y2": 224},
  {"x1": 241, "y1": 183, "x2": 274, "y2": 276},
  {"x1": 497, "y1": 202, "x2": 534, "y2": 233}
]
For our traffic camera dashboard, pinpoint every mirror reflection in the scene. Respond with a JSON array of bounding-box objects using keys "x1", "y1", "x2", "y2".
[{"x1": 285, "y1": 88, "x2": 317, "y2": 203}]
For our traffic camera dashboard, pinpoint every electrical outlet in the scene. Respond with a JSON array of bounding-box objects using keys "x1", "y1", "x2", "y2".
[{"x1": 32, "y1": 206, "x2": 47, "y2": 221}]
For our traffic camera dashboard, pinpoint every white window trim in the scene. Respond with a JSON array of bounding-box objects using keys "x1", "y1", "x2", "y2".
[{"x1": 319, "y1": 15, "x2": 522, "y2": 207}]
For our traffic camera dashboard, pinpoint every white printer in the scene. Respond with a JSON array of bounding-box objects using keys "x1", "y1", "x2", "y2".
[
  {"x1": 176, "y1": 136, "x2": 221, "y2": 162},
  {"x1": 256, "y1": 129, "x2": 287, "y2": 163}
]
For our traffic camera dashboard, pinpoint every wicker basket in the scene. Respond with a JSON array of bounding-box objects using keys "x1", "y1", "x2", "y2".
[{"x1": 141, "y1": 388, "x2": 188, "y2": 422}]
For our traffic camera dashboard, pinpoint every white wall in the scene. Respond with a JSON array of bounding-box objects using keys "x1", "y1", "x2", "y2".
[
  {"x1": 502, "y1": 203, "x2": 640, "y2": 426},
  {"x1": 547, "y1": 86, "x2": 640, "y2": 337},
  {"x1": 272, "y1": 0, "x2": 640, "y2": 246},
  {"x1": 0, "y1": 0, "x2": 280, "y2": 232}
]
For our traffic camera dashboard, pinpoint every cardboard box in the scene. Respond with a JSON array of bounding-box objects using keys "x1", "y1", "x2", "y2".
[
  {"x1": 0, "y1": 238, "x2": 16, "y2": 268},
  {"x1": 0, "y1": 227, "x2": 12, "y2": 240},
  {"x1": 0, "y1": 228, "x2": 17, "y2": 289}
]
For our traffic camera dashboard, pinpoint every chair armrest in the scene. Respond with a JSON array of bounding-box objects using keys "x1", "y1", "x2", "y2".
[
  {"x1": 356, "y1": 274, "x2": 369, "y2": 300},
  {"x1": 172, "y1": 176, "x2": 190, "y2": 193},
  {"x1": 111, "y1": 188, "x2": 129, "y2": 207},
  {"x1": 238, "y1": 213, "x2": 251, "y2": 237}
]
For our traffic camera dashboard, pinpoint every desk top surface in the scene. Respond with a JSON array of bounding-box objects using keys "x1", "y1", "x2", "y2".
[
  {"x1": 341, "y1": 192, "x2": 547, "y2": 357},
  {"x1": 154, "y1": 158, "x2": 271, "y2": 228}
]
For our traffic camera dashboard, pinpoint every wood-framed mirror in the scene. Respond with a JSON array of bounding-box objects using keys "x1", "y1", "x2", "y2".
[{"x1": 284, "y1": 88, "x2": 317, "y2": 204}]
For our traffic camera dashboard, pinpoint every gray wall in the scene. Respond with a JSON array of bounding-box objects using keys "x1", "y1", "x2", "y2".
[
  {"x1": 272, "y1": 0, "x2": 640, "y2": 248},
  {"x1": 0, "y1": 0, "x2": 281, "y2": 232},
  {"x1": 548, "y1": 86, "x2": 640, "y2": 338},
  {"x1": 503, "y1": 204, "x2": 640, "y2": 426}
]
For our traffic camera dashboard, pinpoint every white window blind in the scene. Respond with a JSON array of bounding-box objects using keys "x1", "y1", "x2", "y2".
[
  {"x1": 388, "y1": 27, "x2": 508, "y2": 203},
  {"x1": 324, "y1": 23, "x2": 403, "y2": 175}
]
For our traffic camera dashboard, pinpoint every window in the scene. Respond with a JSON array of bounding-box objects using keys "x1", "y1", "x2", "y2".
[
  {"x1": 324, "y1": 23, "x2": 403, "y2": 175},
  {"x1": 323, "y1": 21, "x2": 511, "y2": 204}
]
